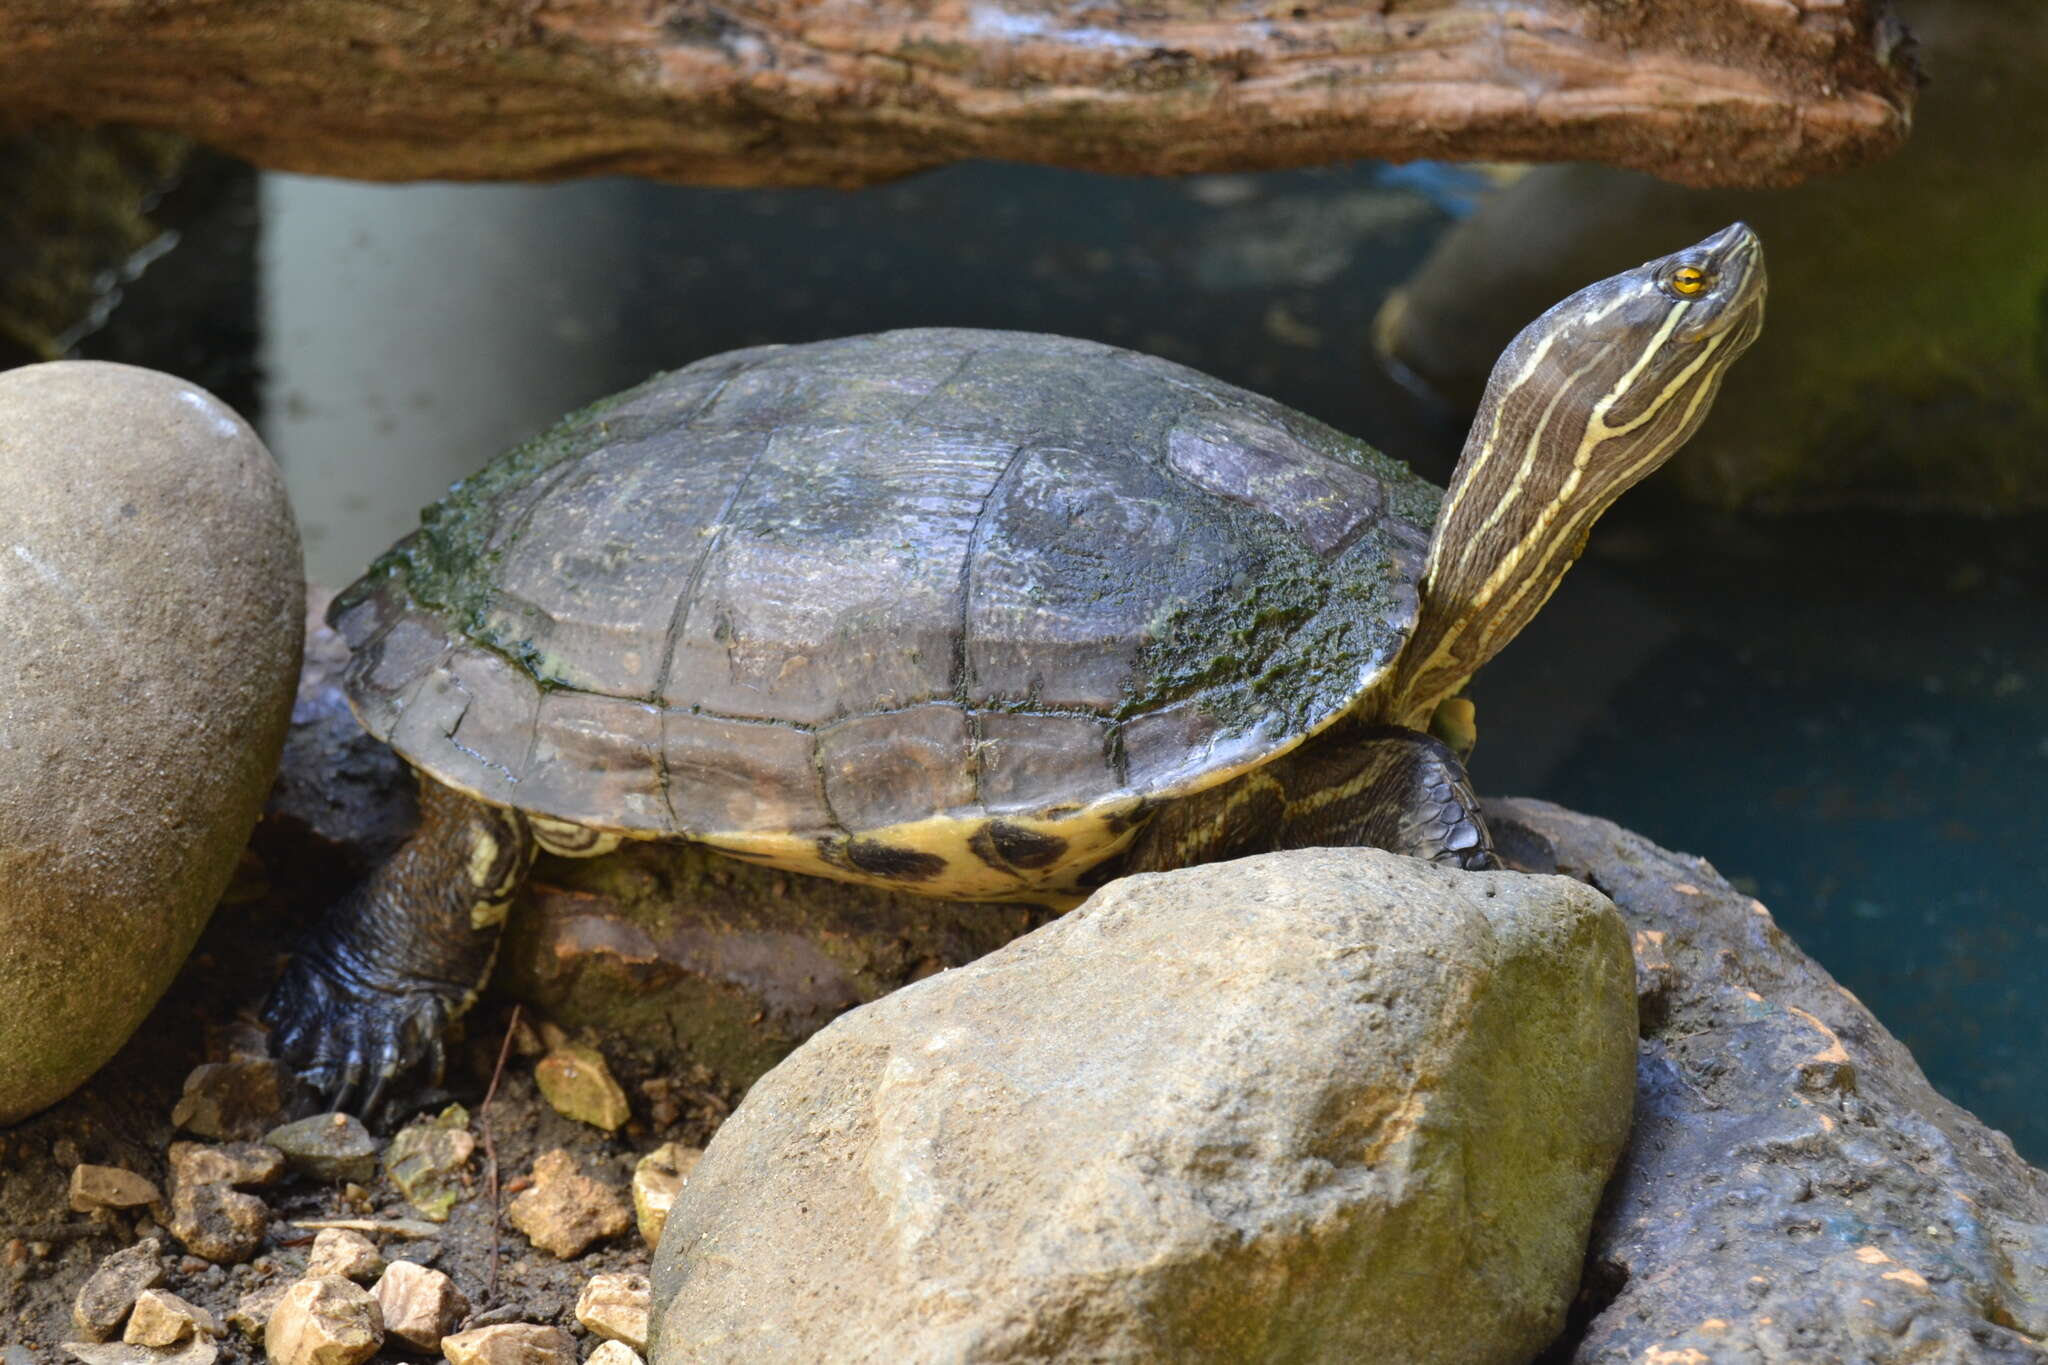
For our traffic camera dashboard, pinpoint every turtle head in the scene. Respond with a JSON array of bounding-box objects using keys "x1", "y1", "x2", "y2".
[
  {"x1": 1459, "y1": 222, "x2": 1765, "y2": 512},
  {"x1": 1539, "y1": 219, "x2": 1766, "y2": 374},
  {"x1": 1383, "y1": 224, "x2": 1765, "y2": 729}
]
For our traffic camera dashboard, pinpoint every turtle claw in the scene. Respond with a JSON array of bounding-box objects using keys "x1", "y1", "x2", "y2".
[{"x1": 263, "y1": 952, "x2": 455, "y2": 1128}]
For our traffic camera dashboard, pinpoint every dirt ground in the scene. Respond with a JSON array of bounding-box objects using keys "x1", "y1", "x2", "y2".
[{"x1": 0, "y1": 815, "x2": 731, "y2": 1361}]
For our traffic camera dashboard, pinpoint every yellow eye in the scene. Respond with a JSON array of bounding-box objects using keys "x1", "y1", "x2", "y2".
[{"x1": 1669, "y1": 266, "x2": 1709, "y2": 297}]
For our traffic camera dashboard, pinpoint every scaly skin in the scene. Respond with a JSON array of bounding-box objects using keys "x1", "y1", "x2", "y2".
[
  {"x1": 263, "y1": 778, "x2": 532, "y2": 1121},
  {"x1": 1116, "y1": 722, "x2": 1496, "y2": 880}
]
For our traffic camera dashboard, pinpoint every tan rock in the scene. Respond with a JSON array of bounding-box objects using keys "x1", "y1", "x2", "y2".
[
  {"x1": 227, "y1": 1280, "x2": 291, "y2": 1342},
  {"x1": 0, "y1": 361, "x2": 302, "y2": 1123},
  {"x1": 124, "y1": 1288, "x2": 220, "y2": 1346},
  {"x1": 630, "y1": 1144, "x2": 701, "y2": 1250},
  {"x1": 303, "y1": 1228, "x2": 383, "y2": 1283},
  {"x1": 506, "y1": 1149, "x2": 630, "y2": 1259},
  {"x1": 72, "y1": 1238, "x2": 165, "y2": 1342},
  {"x1": 440, "y1": 1323, "x2": 576, "y2": 1365},
  {"x1": 384, "y1": 1104, "x2": 475, "y2": 1222},
  {"x1": 171, "y1": 1059, "x2": 294, "y2": 1140},
  {"x1": 70, "y1": 1165, "x2": 163, "y2": 1213},
  {"x1": 535, "y1": 1043, "x2": 631, "y2": 1131},
  {"x1": 585, "y1": 1344, "x2": 645, "y2": 1365},
  {"x1": 371, "y1": 1260, "x2": 469, "y2": 1351},
  {"x1": 168, "y1": 1141, "x2": 286, "y2": 1191},
  {"x1": 264, "y1": 1275, "x2": 382, "y2": 1365},
  {"x1": 574, "y1": 1272, "x2": 650, "y2": 1352},
  {"x1": 648, "y1": 849, "x2": 1637, "y2": 1364},
  {"x1": 167, "y1": 1180, "x2": 267, "y2": 1264}
]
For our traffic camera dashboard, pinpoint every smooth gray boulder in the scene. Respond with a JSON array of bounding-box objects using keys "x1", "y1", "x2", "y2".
[
  {"x1": 0, "y1": 361, "x2": 302, "y2": 1123},
  {"x1": 648, "y1": 848, "x2": 1637, "y2": 1364}
]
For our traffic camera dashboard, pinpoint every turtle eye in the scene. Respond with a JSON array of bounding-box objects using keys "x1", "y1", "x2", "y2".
[{"x1": 1666, "y1": 265, "x2": 1710, "y2": 298}]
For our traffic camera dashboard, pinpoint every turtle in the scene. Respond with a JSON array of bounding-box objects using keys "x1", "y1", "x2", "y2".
[{"x1": 265, "y1": 223, "x2": 1764, "y2": 1114}]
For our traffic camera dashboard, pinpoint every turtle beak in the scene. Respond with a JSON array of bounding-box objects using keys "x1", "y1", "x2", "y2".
[{"x1": 1700, "y1": 222, "x2": 1766, "y2": 316}]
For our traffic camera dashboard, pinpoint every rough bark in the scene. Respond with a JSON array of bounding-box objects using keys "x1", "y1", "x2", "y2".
[
  {"x1": 0, "y1": 0, "x2": 1916, "y2": 190},
  {"x1": 1491, "y1": 799, "x2": 2048, "y2": 1364}
]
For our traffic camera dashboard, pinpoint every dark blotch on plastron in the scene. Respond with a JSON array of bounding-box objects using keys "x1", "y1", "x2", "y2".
[
  {"x1": 1102, "y1": 802, "x2": 1156, "y2": 836},
  {"x1": 1075, "y1": 855, "x2": 1126, "y2": 889},
  {"x1": 968, "y1": 820, "x2": 1070, "y2": 871},
  {"x1": 834, "y1": 838, "x2": 948, "y2": 882}
]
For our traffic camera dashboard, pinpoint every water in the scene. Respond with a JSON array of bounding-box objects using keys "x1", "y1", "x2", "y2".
[
  {"x1": 62, "y1": 156, "x2": 2048, "y2": 1161},
  {"x1": 1473, "y1": 511, "x2": 2048, "y2": 1153}
]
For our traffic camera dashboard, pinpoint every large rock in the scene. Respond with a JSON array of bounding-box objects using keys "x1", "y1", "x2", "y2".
[
  {"x1": 495, "y1": 841, "x2": 1053, "y2": 1093},
  {"x1": 648, "y1": 848, "x2": 1637, "y2": 1363},
  {"x1": 1488, "y1": 799, "x2": 2048, "y2": 1362},
  {"x1": 0, "y1": 362, "x2": 302, "y2": 1124}
]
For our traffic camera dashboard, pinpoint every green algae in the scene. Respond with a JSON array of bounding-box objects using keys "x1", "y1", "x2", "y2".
[
  {"x1": 1122, "y1": 416, "x2": 1440, "y2": 738},
  {"x1": 0, "y1": 127, "x2": 190, "y2": 366}
]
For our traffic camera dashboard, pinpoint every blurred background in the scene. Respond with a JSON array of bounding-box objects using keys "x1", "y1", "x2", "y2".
[{"x1": 6, "y1": 2, "x2": 2043, "y2": 1158}]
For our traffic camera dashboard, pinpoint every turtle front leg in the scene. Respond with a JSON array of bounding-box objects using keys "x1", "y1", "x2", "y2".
[
  {"x1": 1118, "y1": 723, "x2": 1497, "y2": 875},
  {"x1": 1265, "y1": 724, "x2": 1498, "y2": 870},
  {"x1": 264, "y1": 777, "x2": 533, "y2": 1121}
]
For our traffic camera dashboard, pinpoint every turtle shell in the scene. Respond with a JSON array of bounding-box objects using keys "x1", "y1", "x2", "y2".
[{"x1": 332, "y1": 329, "x2": 1439, "y2": 899}]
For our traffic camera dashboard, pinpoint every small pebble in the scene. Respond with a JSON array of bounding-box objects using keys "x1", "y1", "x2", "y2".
[
  {"x1": 124, "y1": 1288, "x2": 220, "y2": 1346},
  {"x1": 168, "y1": 1181, "x2": 268, "y2": 1264},
  {"x1": 440, "y1": 1323, "x2": 576, "y2": 1365},
  {"x1": 506, "y1": 1149, "x2": 631, "y2": 1259},
  {"x1": 384, "y1": 1104, "x2": 476, "y2": 1222},
  {"x1": 535, "y1": 1043, "x2": 631, "y2": 1131},
  {"x1": 304, "y1": 1227, "x2": 384, "y2": 1283},
  {"x1": 585, "y1": 1343, "x2": 645, "y2": 1365},
  {"x1": 169, "y1": 1140, "x2": 287, "y2": 1191},
  {"x1": 172, "y1": 1060, "x2": 293, "y2": 1140},
  {"x1": 69, "y1": 1164, "x2": 164, "y2": 1213},
  {"x1": 228, "y1": 1280, "x2": 292, "y2": 1342},
  {"x1": 264, "y1": 1274, "x2": 383, "y2": 1365},
  {"x1": 372, "y1": 1259, "x2": 469, "y2": 1351},
  {"x1": 73, "y1": 1238, "x2": 166, "y2": 1342},
  {"x1": 631, "y1": 1142, "x2": 701, "y2": 1249},
  {"x1": 264, "y1": 1113, "x2": 380, "y2": 1185},
  {"x1": 574, "y1": 1271, "x2": 650, "y2": 1352}
]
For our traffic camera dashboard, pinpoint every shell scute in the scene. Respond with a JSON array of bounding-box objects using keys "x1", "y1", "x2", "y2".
[
  {"x1": 972, "y1": 710, "x2": 1118, "y2": 814},
  {"x1": 818, "y1": 704, "x2": 976, "y2": 832},
  {"x1": 529, "y1": 690, "x2": 668, "y2": 831},
  {"x1": 666, "y1": 423, "x2": 1003, "y2": 724},
  {"x1": 963, "y1": 442, "x2": 1190, "y2": 714},
  {"x1": 661, "y1": 712, "x2": 828, "y2": 836}
]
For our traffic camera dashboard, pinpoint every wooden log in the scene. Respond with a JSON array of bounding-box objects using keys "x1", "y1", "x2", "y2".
[{"x1": 0, "y1": 0, "x2": 1916, "y2": 190}]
